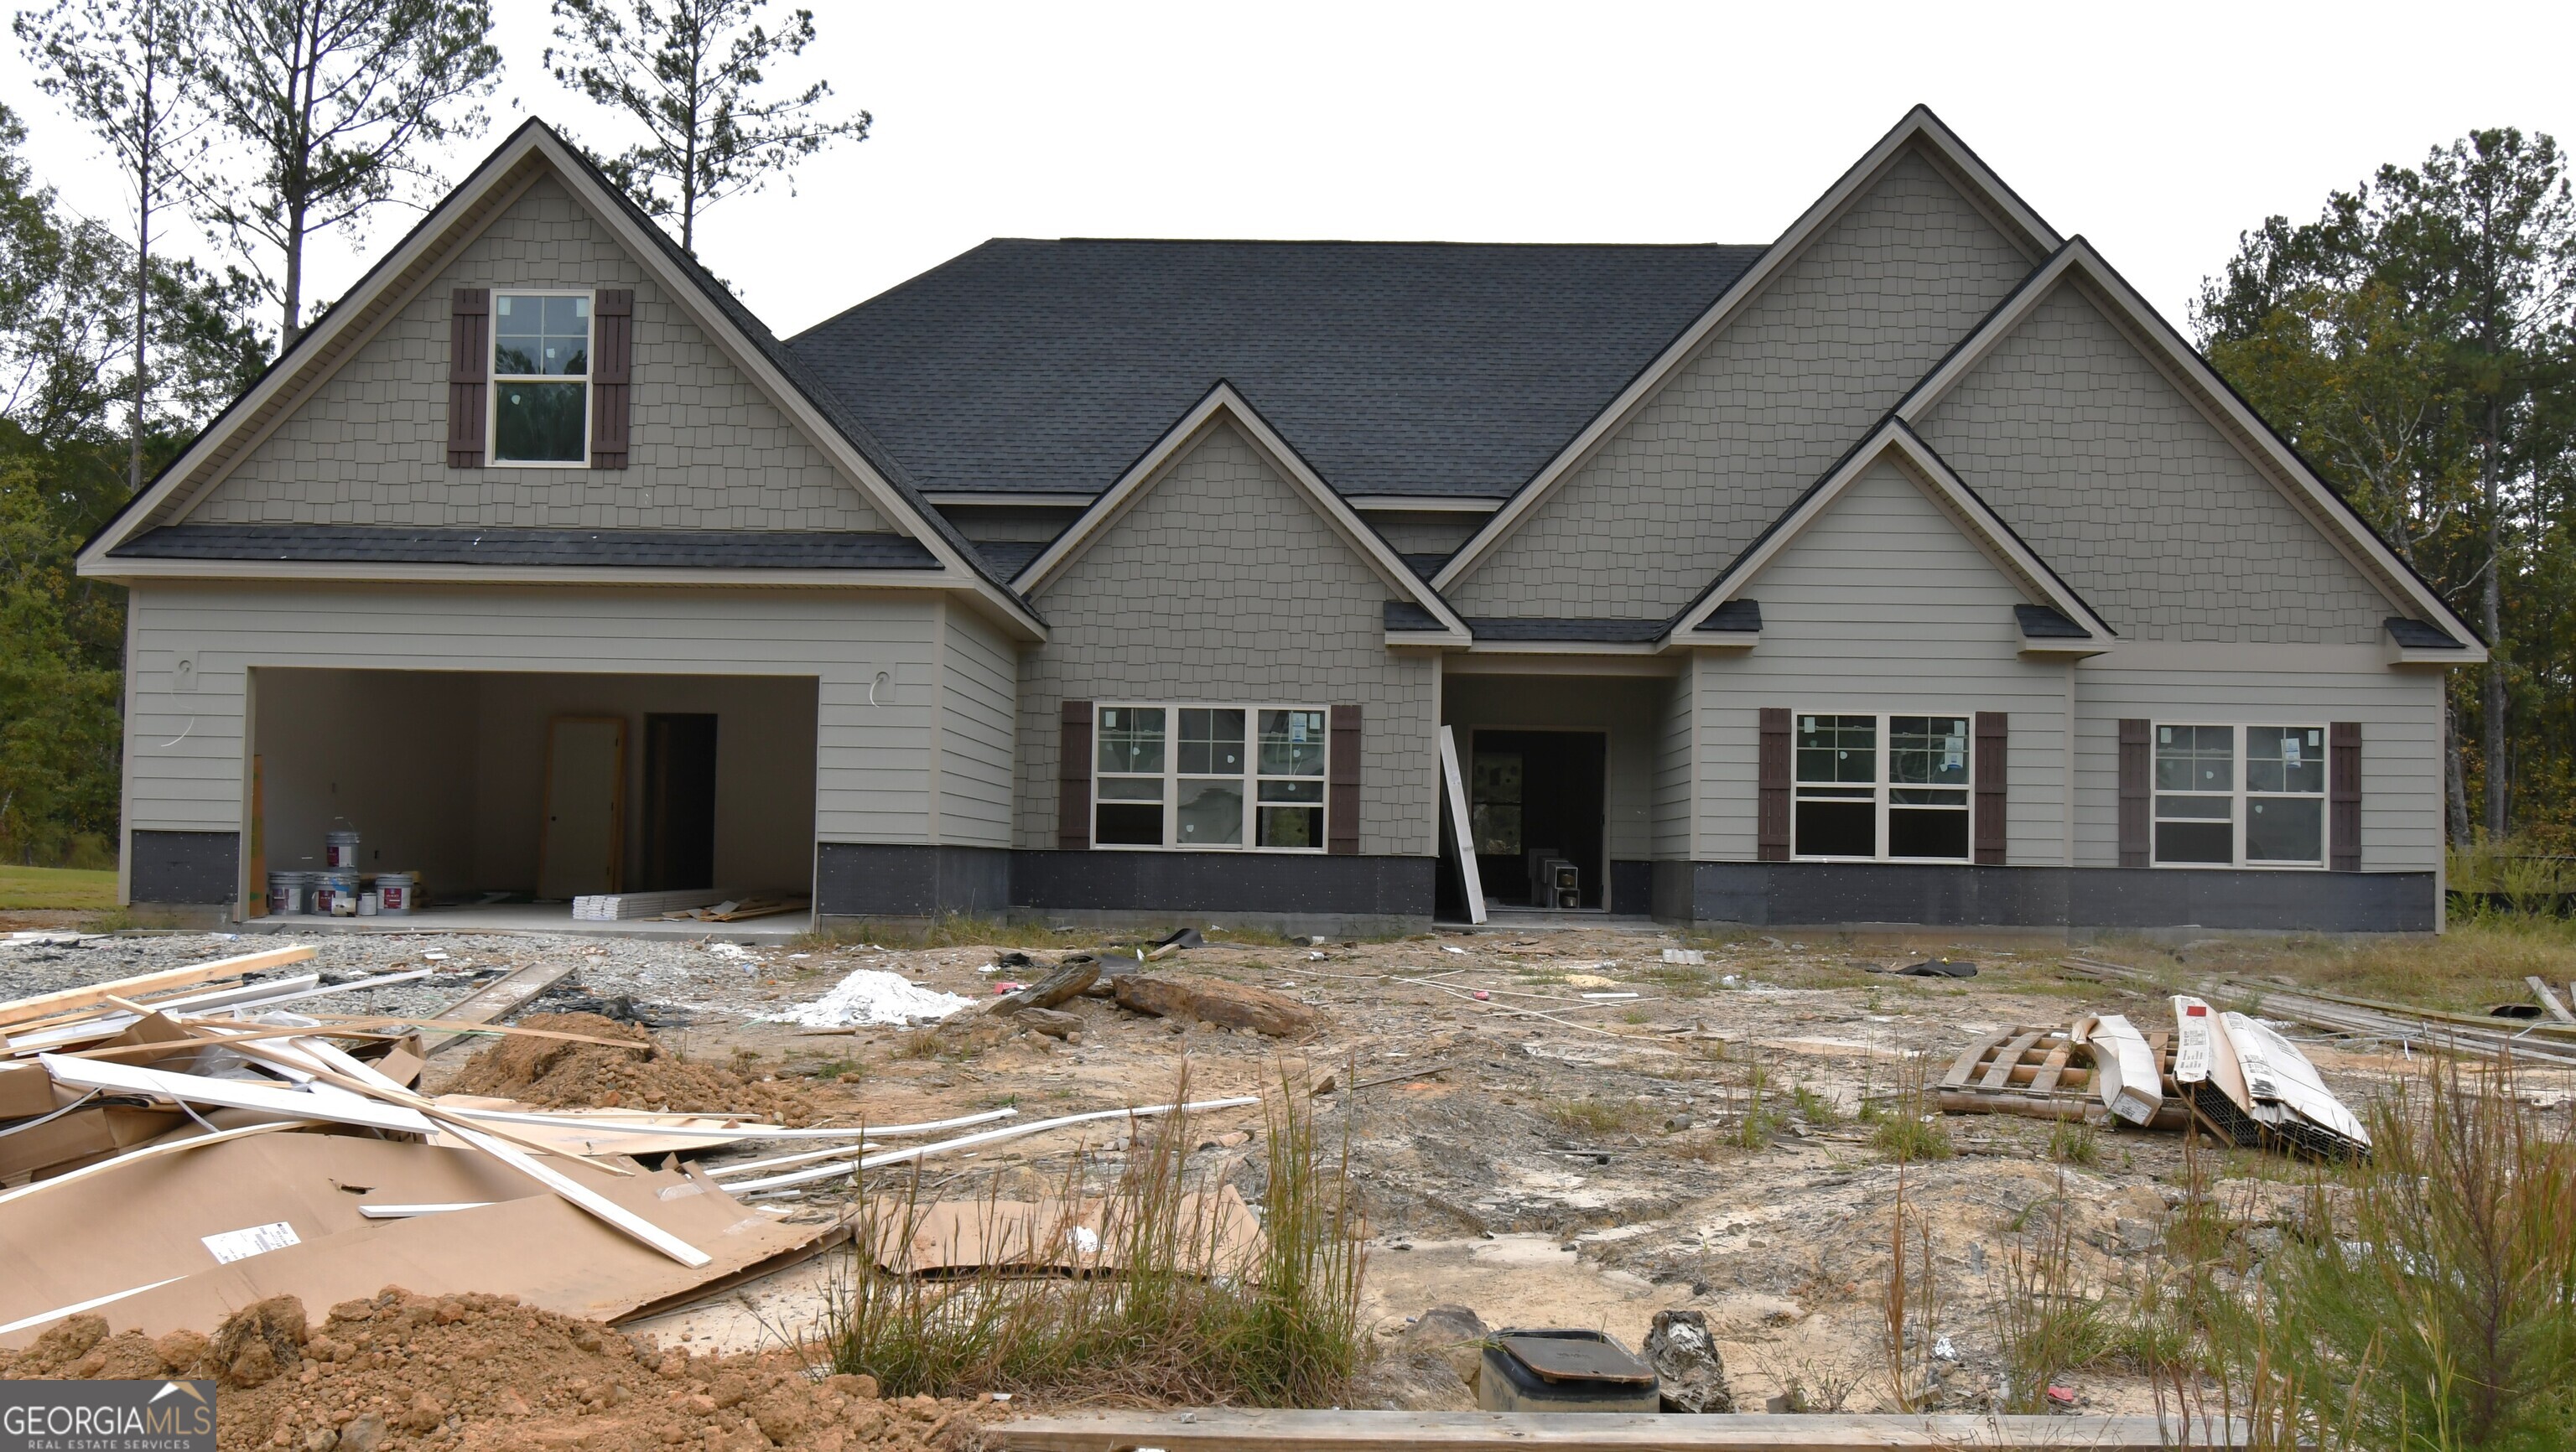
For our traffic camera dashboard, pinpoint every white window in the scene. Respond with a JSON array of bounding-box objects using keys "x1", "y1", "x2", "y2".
[
  {"x1": 1792, "y1": 713, "x2": 1972, "y2": 861},
  {"x1": 491, "y1": 290, "x2": 592, "y2": 465},
  {"x1": 2153, "y1": 724, "x2": 2325, "y2": 867},
  {"x1": 1093, "y1": 704, "x2": 1328, "y2": 851}
]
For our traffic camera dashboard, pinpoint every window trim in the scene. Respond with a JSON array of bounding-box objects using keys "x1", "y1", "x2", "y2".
[
  {"x1": 1788, "y1": 710, "x2": 1976, "y2": 864},
  {"x1": 2150, "y1": 722, "x2": 2329, "y2": 870},
  {"x1": 1091, "y1": 700, "x2": 1331, "y2": 853},
  {"x1": 487, "y1": 287, "x2": 595, "y2": 469}
]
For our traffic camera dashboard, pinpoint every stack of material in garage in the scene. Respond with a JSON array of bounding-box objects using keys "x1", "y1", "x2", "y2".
[{"x1": 570, "y1": 888, "x2": 733, "y2": 920}]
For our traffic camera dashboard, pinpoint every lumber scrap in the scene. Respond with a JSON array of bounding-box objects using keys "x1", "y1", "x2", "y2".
[
  {"x1": 0, "y1": 945, "x2": 316, "y2": 1031},
  {"x1": 2529, "y1": 975, "x2": 2576, "y2": 1024},
  {"x1": 418, "y1": 959, "x2": 576, "y2": 1055},
  {"x1": 989, "y1": 957, "x2": 1099, "y2": 1015},
  {"x1": 989, "y1": 1408, "x2": 2246, "y2": 1451}
]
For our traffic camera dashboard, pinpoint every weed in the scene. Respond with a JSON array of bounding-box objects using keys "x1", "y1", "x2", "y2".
[
  {"x1": 1990, "y1": 1168, "x2": 2113, "y2": 1412},
  {"x1": 796, "y1": 1056, "x2": 866, "y2": 1082},
  {"x1": 1881, "y1": 1163, "x2": 1940, "y2": 1412},
  {"x1": 1792, "y1": 1083, "x2": 1838, "y2": 1126},
  {"x1": 824, "y1": 1064, "x2": 1365, "y2": 1405},
  {"x1": 1618, "y1": 1006, "x2": 1654, "y2": 1025},
  {"x1": 891, "y1": 1030, "x2": 943, "y2": 1060},
  {"x1": 1543, "y1": 1097, "x2": 1653, "y2": 1135},
  {"x1": 2048, "y1": 1118, "x2": 2101, "y2": 1167},
  {"x1": 1871, "y1": 1055, "x2": 1953, "y2": 1164}
]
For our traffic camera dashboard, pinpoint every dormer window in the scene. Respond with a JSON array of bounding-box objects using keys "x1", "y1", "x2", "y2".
[{"x1": 492, "y1": 292, "x2": 592, "y2": 464}]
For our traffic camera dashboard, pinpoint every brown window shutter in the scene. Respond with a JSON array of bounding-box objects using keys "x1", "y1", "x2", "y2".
[
  {"x1": 1758, "y1": 708, "x2": 1791, "y2": 862},
  {"x1": 1328, "y1": 705, "x2": 1362, "y2": 856},
  {"x1": 1058, "y1": 701, "x2": 1093, "y2": 850},
  {"x1": 1974, "y1": 711, "x2": 2007, "y2": 865},
  {"x1": 590, "y1": 288, "x2": 633, "y2": 469},
  {"x1": 2329, "y1": 722, "x2": 2361, "y2": 871},
  {"x1": 447, "y1": 288, "x2": 489, "y2": 468},
  {"x1": 2118, "y1": 718, "x2": 2151, "y2": 868}
]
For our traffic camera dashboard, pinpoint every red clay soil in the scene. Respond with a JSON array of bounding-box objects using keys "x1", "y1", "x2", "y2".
[
  {"x1": 439, "y1": 1013, "x2": 836, "y2": 1127},
  {"x1": 1, "y1": 1288, "x2": 994, "y2": 1452}
]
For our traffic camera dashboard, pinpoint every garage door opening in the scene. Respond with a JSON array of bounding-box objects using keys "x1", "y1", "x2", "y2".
[{"x1": 247, "y1": 669, "x2": 817, "y2": 922}]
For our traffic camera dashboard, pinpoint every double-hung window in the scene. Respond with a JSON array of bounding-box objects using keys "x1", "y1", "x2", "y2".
[
  {"x1": 2153, "y1": 724, "x2": 2325, "y2": 867},
  {"x1": 492, "y1": 291, "x2": 592, "y2": 464},
  {"x1": 1792, "y1": 713, "x2": 1972, "y2": 861},
  {"x1": 1093, "y1": 704, "x2": 1327, "y2": 850}
]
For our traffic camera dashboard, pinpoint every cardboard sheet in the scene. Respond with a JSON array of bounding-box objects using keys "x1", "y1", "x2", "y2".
[
  {"x1": 864, "y1": 1188, "x2": 1265, "y2": 1280},
  {"x1": 428, "y1": 1096, "x2": 771, "y2": 1157},
  {"x1": 0, "y1": 1133, "x2": 831, "y2": 1343}
]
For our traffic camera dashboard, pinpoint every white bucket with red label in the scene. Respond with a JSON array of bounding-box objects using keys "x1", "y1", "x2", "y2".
[
  {"x1": 325, "y1": 830, "x2": 362, "y2": 870},
  {"x1": 374, "y1": 872, "x2": 418, "y2": 915}
]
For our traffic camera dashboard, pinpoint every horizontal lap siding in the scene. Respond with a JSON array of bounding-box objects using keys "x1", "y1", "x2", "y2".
[
  {"x1": 1655, "y1": 659, "x2": 1697, "y2": 859},
  {"x1": 1694, "y1": 464, "x2": 2070, "y2": 863},
  {"x1": 2071, "y1": 650, "x2": 2443, "y2": 872},
  {"x1": 938, "y1": 601, "x2": 1018, "y2": 848},
  {"x1": 124, "y1": 582, "x2": 941, "y2": 845},
  {"x1": 1448, "y1": 150, "x2": 2033, "y2": 618}
]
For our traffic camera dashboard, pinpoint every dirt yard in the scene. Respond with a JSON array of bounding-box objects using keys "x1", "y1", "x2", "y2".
[{"x1": 11, "y1": 917, "x2": 2573, "y2": 1424}]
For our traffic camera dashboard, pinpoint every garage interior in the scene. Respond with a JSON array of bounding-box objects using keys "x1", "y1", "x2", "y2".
[
  {"x1": 249, "y1": 669, "x2": 818, "y2": 910},
  {"x1": 1437, "y1": 672, "x2": 1667, "y2": 919}
]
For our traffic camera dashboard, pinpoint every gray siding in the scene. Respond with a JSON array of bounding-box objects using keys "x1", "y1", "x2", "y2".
[
  {"x1": 937, "y1": 600, "x2": 1019, "y2": 848},
  {"x1": 1914, "y1": 283, "x2": 2389, "y2": 644},
  {"x1": 1366, "y1": 514, "x2": 1487, "y2": 557},
  {"x1": 1449, "y1": 149, "x2": 2035, "y2": 617},
  {"x1": 2070, "y1": 646, "x2": 2444, "y2": 872},
  {"x1": 1015, "y1": 422, "x2": 1437, "y2": 856},
  {"x1": 1692, "y1": 463, "x2": 2072, "y2": 862},
  {"x1": 186, "y1": 175, "x2": 886, "y2": 533},
  {"x1": 1656, "y1": 659, "x2": 1697, "y2": 860},
  {"x1": 122, "y1": 583, "x2": 943, "y2": 869}
]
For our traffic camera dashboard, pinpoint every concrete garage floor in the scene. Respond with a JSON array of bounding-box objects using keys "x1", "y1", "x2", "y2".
[{"x1": 233, "y1": 902, "x2": 815, "y2": 943}]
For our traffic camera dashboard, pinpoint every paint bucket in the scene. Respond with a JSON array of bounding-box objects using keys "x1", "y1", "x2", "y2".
[
  {"x1": 357, "y1": 891, "x2": 380, "y2": 916},
  {"x1": 374, "y1": 872, "x2": 417, "y2": 915},
  {"x1": 325, "y1": 830, "x2": 362, "y2": 870},
  {"x1": 317, "y1": 871, "x2": 360, "y2": 916},
  {"x1": 266, "y1": 871, "x2": 309, "y2": 915}
]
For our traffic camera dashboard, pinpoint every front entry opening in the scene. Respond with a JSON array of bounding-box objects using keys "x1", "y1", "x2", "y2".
[{"x1": 1469, "y1": 729, "x2": 1607, "y2": 910}]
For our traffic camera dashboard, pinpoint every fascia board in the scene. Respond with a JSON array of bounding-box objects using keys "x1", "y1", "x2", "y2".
[
  {"x1": 2385, "y1": 639, "x2": 2486, "y2": 668},
  {"x1": 922, "y1": 491, "x2": 1098, "y2": 507},
  {"x1": 1385, "y1": 630, "x2": 1472, "y2": 649},
  {"x1": 1902, "y1": 240, "x2": 2479, "y2": 647},
  {"x1": 1347, "y1": 495, "x2": 1504, "y2": 513},
  {"x1": 1433, "y1": 106, "x2": 2062, "y2": 594},
  {"x1": 83, "y1": 558, "x2": 972, "y2": 592},
  {"x1": 1016, "y1": 385, "x2": 1472, "y2": 638},
  {"x1": 79, "y1": 129, "x2": 554, "y2": 568},
  {"x1": 1660, "y1": 424, "x2": 2113, "y2": 644},
  {"x1": 1458, "y1": 638, "x2": 1662, "y2": 656}
]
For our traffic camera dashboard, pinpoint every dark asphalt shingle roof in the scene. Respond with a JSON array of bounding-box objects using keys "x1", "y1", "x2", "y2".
[
  {"x1": 789, "y1": 239, "x2": 1768, "y2": 501},
  {"x1": 2384, "y1": 616, "x2": 2466, "y2": 649},
  {"x1": 1696, "y1": 599, "x2": 1763, "y2": 633},
  {"x1": 112, "y1": 525, "x2": 938, "y2": 569},
  {"x1": 2014, "y1": 604, "x2": 2090, "y2": 638}
]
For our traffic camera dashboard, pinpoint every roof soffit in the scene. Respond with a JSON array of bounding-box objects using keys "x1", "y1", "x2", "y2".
[{"x1": 1433, "y1": 104, "x2": 2064, "y2": 594}]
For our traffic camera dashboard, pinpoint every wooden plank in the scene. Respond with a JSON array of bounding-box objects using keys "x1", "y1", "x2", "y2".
[
  {"x1": 990, "y1": 1408, "x2": 2243, "y2": 1451},
  {"x1": 0, "y1": 946, "x2": 317, "y2": 1030},
  {"x1": 2527, "y1": 976, "x2": 2575, "y2": 1024},
  {"x1": 1977, "y1": 1029, "x2": 2046, "y2": 1092},
  {"x1": 418, "y1": 960, "x2": 577, "y2": 1056},
  {"x1": 2024, "y1": 1040, "x2": 2075, "y2": 1095},
  {"x1": 1940, "y1": 1029, "x2": 2010, "y2": 1090}
]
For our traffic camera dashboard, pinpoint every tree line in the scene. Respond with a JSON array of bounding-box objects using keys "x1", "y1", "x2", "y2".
[{"x1": 0, "y1": 0, "x2": 864, "y2": 866}]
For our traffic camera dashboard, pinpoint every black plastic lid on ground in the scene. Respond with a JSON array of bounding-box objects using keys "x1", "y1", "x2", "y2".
[{"x1": 1496, "y1": 1330, "x2": 1655, "y2": 1384}]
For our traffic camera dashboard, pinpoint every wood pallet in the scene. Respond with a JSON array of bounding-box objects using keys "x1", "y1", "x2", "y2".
[{"x1": 1937, "y1": 1024, "x2": 2096, "y2": 1121}]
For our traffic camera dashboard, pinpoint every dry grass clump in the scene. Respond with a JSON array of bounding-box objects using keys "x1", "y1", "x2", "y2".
[
  {"x1": 825, "y1": 1066, "x2": 1364, "y2": 1407},
  {"x1": 1542, "y1": 1096, "x2": 1654, "y2": 1135},
  {"x1": 1870, "y1": 1054, "x2": 1954, "y2": 1164}
]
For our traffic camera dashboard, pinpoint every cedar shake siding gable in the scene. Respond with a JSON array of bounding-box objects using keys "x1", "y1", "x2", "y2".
[
  {"x1": 182, "y1": 174, "x2": 888, "y2": 534},
  {"x1": 1910, "y1": 282, "x2": 2392, "y2": 643},
  {"x1": 1013, "y1": 421, "x2": 1436, "y2": 857},
  {"x1": 1445, "y1": 148, "x2": 2036, "y2": 618}
]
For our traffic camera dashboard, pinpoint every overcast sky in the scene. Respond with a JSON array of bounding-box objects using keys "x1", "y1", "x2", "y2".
[{"x1": 7, "y1": 1, "x2": 2574, "y2": 342}]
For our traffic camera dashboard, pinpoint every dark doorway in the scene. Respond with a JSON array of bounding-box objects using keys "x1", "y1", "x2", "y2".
[
  {"x1": 1468, "y1": 729, "x2": 1606, "y2": 909},
  {"x1": 641, "y1": 713, "x2": 719, "y2": 889}
]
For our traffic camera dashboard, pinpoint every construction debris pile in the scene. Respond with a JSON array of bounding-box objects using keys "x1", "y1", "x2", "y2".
[{"x1": 1937, "y1": 995, "x2": 2371, "y2": 1159}]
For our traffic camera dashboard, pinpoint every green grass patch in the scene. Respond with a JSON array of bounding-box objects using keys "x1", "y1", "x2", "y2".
[
  {"x1": 1543, "y1": 1096, "x2": 1654, "y2": 1135},
  {"x1": 0, "y1": 864, "x2": 117, "y2": 911}
]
